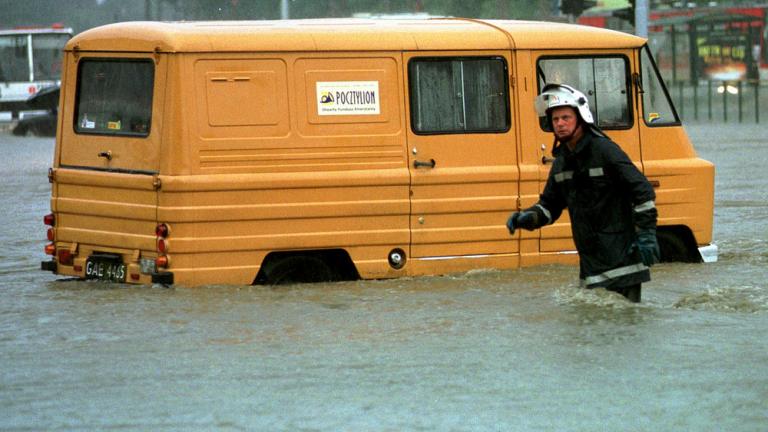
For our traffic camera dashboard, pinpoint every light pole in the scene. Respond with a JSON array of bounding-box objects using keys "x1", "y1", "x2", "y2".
[
  {"x1": 635, "y1": 0, "x2": 649, "y2": 38},
  {"x1": 281, "y1": 0, "x2": 289, "y2": 19}
]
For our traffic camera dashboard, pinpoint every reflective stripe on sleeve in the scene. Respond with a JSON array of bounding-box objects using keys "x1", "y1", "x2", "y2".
[
  {"x1": 554, "y1": 171, "x2": 574, "y2": 183},
  {"x1": 633, "y1": 200, "x2": 656, "y2": 213},
  {"x1": 535, "y1": 204, "x2": 552, "y2": 225}
]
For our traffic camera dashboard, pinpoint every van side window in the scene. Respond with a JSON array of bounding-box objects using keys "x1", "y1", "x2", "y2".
[
  {"x1": 409, "y1": 57, "x2": 510, "y2": 134},
  {"x1": 639, "y1": 46, "x2": 680, "y2": 126},
  {"x1": 74, "y1": 59, "x2": 154, "y2": 136},
  {"x1": 537, "y1": 56, "x2": 631, "y2": 130}
]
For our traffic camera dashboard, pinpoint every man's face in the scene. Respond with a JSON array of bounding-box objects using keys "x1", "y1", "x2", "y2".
[{"x1": 550, "y1": 106, "x2": 580, "y2": 141}]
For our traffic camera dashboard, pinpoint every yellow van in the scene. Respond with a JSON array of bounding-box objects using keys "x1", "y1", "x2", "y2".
[{"x1": 41, "y1": 18, "x2": 716, "y2": 286}]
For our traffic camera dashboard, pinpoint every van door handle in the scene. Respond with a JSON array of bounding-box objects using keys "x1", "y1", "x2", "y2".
[
  {"x1": 98, "y1": 151, "x2": 113, "y2": 161},
  {"x1": 542, "y1": 156, "x2": 555, "y2": 165},
  {"x1": 413, "y1": 159, "x2": 436, "y2": 169}
]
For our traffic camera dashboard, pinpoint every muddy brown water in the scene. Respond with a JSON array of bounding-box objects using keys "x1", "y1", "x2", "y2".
[{"x1": 1, "y1": 124, "x2": 766, "y2": 431}]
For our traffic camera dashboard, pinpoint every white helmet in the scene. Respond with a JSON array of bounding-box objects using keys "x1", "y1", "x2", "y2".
[{"x1": 534, "y1": 83, "x2": 594, "y2": 124}]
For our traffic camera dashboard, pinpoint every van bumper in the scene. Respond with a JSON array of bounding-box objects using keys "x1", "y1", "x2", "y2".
[
  {"x1": 151, "y1": 271, "x2": 174, "y2": 285},
  {"x1": 41, "y1": 260, "x2": 57, "y2": 272},
  {"x1": 698, "y1": 243, "x2": 718, "y2": 263}
]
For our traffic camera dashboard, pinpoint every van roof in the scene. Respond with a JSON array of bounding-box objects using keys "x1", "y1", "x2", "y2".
[{"x1": 67, "y1": 18, "x2": 645, "y2": 53}]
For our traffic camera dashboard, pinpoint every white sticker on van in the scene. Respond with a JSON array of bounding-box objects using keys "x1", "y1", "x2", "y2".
[
  {"x1": 80, "y1": 114, "x2": 95, "y2": 129},
  {"x1": 316, "y1": 81, "x2": 380, "y2": 116}
]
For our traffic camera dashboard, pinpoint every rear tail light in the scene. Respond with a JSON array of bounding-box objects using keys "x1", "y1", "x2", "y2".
[
  {"x1": 47, "y1": 228, "x2": 55, "y2": 241},
  {"x1": 44, "y1": 213, "x2": 55, "y2": 226},
  {"x1": 45, "y1": 243, "x2": 56, "y2": 256},
  {"x1": 155, "y1": 223, "x2": 170, "y2": 269},
  {"x1": 155, "y1": 223, "x2": 169, "y2": 238},
  {"x1": 157, "y1": 238, "x2": 168, "y2": 254},
  {"x1": 57, "y1": 249, "x2": 73, "y2": 265},
  {"x1": 155, "y1": 255, "x2": 169, "y2": 268}
]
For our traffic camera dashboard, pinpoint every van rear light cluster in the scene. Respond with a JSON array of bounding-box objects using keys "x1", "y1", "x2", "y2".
[
  {"x1": 44, "y1": 213, "x2": 55, "y2": 256},
  {"x1": 157, "y1": 238, "x2": 168, "y2": 254},
  {"x1": 155, "y1": 255, "x2": 169, "y2": 268},
  {"x1": 155, "y1": 223, "x2": 169, "y2": 238},
  {"x1": 155, "y1": 223, "x2": 170, "y2": 269},
  {"x1": 57, "y1": 249, "x2": 73, "y2": 266}
]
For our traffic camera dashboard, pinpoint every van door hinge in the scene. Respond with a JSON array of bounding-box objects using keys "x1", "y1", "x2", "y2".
[
  {"x1": 48, "y1": 167, "x2": 55, "y2": 183},
  {"x1": 153, "y1": 176, "x2": 162, "y2": 190},
  {"x1": 516, "y1": 197, "x2": 522, "y2": 211},
  {"x1": 510, "y1": 75, "x2": 516, "y2": 88},
  {"x1": 633, "y1": 72, "x2": 644, "y2": 94}
]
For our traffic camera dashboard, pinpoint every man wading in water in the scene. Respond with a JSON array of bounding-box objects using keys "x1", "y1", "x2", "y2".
[{"x1": 507, "y1": 84, "x2": 660, "y2": 302}]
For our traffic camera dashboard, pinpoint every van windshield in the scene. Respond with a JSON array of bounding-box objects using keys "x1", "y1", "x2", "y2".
[{"x1": 74, "y1": 59, "x2": 154, "y2": 136}]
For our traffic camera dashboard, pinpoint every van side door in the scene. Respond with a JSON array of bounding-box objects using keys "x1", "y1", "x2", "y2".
[{"x1": 403, "y1": 52, "x2": 520, "y2": 265}]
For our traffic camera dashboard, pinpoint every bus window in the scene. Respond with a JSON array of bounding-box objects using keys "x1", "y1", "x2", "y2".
[
  {"x1": 409, "y1": 57, "x2": 510, "y2": 134},
  {"x1": 74, "y1": 59, "x2": 154, "y2": 136},
  {"x1": 0, "y1": 35, "x2": 30, "y2": 82},
  {"x1": 32, "y1": 34, "x2": 69, "y2": 81},
  {"x1": 537, "y1": 56, "x2": 631, "y2": 130},
  {"x1": 639, "y1": 46, "x2": 680, "y2": 126}
]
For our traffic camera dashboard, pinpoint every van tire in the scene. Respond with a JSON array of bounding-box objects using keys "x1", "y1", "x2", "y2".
[{"x1": 258, "y1": 254, "x2": 341, "y2": 285}]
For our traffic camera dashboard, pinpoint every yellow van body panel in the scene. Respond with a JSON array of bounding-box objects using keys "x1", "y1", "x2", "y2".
[
  {"x1": 46, "y1": 19, "x2": 715, "y2": 286},
  {"x1": 640, "y1": 126, "x2": 715, "y2": 246}
]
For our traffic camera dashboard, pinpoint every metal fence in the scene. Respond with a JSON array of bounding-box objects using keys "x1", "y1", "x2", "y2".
[{"x1": 666, "y1": 80, "x2": 768, "y2": 123}]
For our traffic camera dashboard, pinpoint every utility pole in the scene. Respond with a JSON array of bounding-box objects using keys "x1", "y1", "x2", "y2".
[{"x1": 635, "y1": 0, "x2": 648, "y2": 38}]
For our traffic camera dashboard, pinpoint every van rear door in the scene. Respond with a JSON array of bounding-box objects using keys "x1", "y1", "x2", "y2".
[
  {"x1": 53, "y1": 54, "x2": 164, "y2": 281},
  {"x1": 59, "y1": 56, "x2": 161, "y2": 173}
]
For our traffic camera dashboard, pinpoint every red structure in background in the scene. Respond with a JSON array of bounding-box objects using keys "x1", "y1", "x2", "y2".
[{"x1": 579, "y1": 5, "x2": 768, "y2": 83}]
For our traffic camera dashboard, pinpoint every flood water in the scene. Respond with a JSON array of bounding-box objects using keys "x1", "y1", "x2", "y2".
[{"x1": 1, "y1": 124, "x2": 766, "y2": 431}]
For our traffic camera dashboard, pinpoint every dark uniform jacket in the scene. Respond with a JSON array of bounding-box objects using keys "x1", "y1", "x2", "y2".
[{"x1": 529, "y1": 130, "x2": 658, "y2": 289}]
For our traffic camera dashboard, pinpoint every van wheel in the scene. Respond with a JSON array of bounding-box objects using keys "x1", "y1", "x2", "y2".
[
  {"x1": 657, "y1": 231, "x2": 693, "y2": 262},
  {"x1": 260, "y1": 254, "x2": 340, "y2": 285}
]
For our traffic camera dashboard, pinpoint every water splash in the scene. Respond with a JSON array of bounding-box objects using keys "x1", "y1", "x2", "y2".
[
  {"x1": 553, "y1": 285, "x2": 641, "y2": 309},
  {"x1": 674, "y1": 286, "x2": 767, "y2": 313}
]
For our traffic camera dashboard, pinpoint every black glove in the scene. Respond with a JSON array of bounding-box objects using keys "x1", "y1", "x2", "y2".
[
  {"x1": 506, "y1": 211, "x2": 537, "y2": 235},
  {"x1": 635, "y1": 228, "x2": 660, "y2": 267}
]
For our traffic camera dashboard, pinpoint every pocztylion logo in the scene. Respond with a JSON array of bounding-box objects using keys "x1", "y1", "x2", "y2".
[{"x1": 316, "y1": 81, "x2": 380, "y2": 116}]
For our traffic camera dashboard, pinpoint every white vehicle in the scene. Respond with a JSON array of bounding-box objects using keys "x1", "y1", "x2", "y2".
[{"x1": 0, "y1": 25, "x2": 72, "y2": 119}]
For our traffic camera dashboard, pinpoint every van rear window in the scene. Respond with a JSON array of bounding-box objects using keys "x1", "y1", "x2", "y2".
[{"x1": 75, "y1": 59, "x2": 154, "y2": 136}]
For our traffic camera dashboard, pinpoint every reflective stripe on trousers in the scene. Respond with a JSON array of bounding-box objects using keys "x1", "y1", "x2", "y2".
[{"x1": 580, "y1": 262, "x2": 649, "y2": 287}]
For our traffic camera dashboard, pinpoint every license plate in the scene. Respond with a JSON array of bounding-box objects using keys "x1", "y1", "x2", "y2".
[{"x1": 85, "y1": 256, "x2": 127, "y2": 283}]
